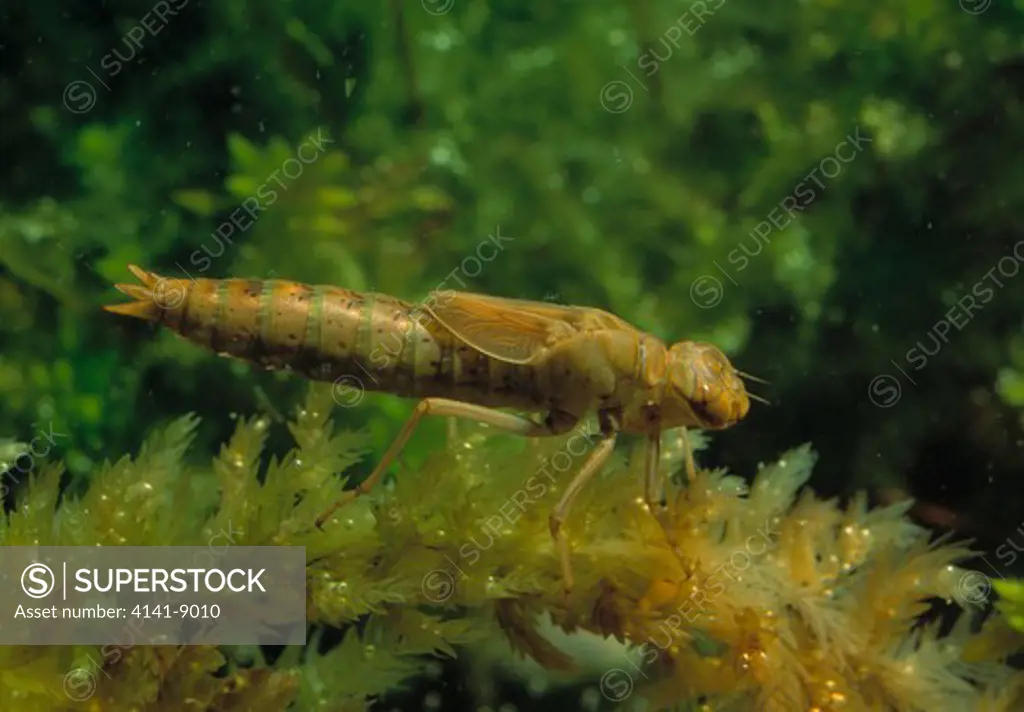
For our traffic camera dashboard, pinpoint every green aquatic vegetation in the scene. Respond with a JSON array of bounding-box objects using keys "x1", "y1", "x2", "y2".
[
  {"x1": 173, "y1": 128, "x2": 455, "y2": 297},
  {"x1": 2, "y1": 385, "x2": 1022, "y2": 711},
  {"x1": 993, "y1": 578, "x2": 1024, "y2": 634}
]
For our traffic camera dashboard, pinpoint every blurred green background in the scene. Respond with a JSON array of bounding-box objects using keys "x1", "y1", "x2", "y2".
[{"x1": 3, "y1": 0, "x2": 1024, "y2": 707}]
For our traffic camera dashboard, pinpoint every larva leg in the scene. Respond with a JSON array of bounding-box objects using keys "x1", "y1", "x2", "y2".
[
  {"x1": 643, "y1": 433, "x2": 685, "y2": 558},
  {"x1": 643, "y1": 430, "x2": 662, "y2": 509},
  {"x1": 549, "y1": 434, "x2": 617, "y2": 595},
  {"x1": 315, "y1": 398, "x2": 574, "y2": 528},
  {"x1": 680, "y1": 427, "x2": 697, "y2": 483}
]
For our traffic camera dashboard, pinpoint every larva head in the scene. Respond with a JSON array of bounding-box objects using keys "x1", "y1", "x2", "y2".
[{"x1": 665, "y1": 341, "x2": 750, "y2": 429}]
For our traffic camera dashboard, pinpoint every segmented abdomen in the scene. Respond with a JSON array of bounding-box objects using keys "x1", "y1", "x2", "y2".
[{"x1": 108, "y1": 267, "x2": 546, "y2": 410}]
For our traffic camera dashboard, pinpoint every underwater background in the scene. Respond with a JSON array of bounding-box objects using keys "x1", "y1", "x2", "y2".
[{"x1": 3, "y1": 1, "x2": 1024, "y2": 710}]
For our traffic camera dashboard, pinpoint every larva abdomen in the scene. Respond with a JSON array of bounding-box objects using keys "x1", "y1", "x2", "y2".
[{"x1": 105, "y1": 265, "x2": 545, "y2": 408}]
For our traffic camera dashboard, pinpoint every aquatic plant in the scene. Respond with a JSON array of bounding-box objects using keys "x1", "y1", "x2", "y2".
[
  {"x1": 1, "y1": 385, "x2": 1021, "y2": 711},
  {"x1": 993, "y1": 579, "x2": 1024, "y2": 634}
]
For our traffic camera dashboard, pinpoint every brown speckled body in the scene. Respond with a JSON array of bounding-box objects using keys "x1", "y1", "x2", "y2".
[{"x1": 106, "y1": 265, "x2": 751, "y2": 437}]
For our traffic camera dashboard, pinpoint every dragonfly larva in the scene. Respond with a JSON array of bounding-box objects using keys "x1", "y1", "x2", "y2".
[{"x1": 106, "y1": 264, "x2": 759, "y2": 591}]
